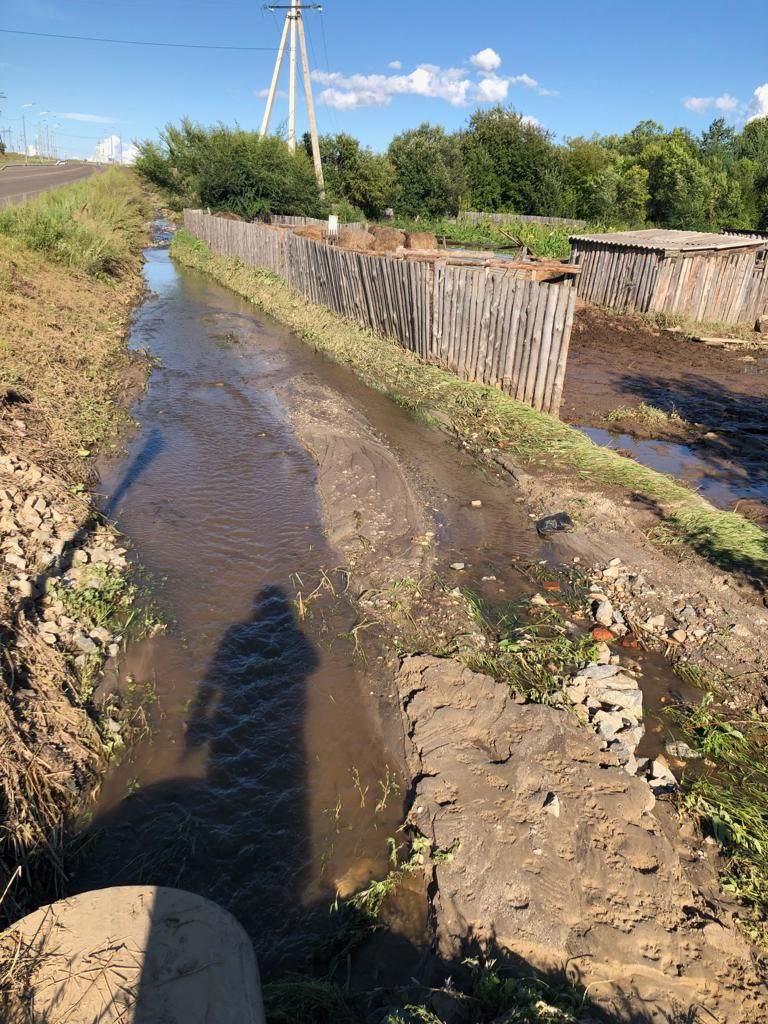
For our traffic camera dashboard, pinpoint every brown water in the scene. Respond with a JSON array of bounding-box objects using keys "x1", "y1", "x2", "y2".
[
  {"x1": 75, "y1": 237, "x2": 690, "y2": 971},
  {"x1": 74, "y1": 238, "x2": 546, "y2": 969}
]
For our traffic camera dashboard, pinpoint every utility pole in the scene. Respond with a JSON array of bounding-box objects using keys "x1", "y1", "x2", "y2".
[{"x1": 260, "y1": 1, "x2": 325, "y2": 193}]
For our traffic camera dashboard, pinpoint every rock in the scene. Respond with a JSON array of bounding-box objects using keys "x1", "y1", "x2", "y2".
[
  {"x1": 591, "y1": 626, "x2": 613, "y2": 642},
  {"x1": 450, "y1": 562, "x2": 465, "y2": 571},
  {"x1": 583, "y1": 663, "x2": 620, "y2": 680},
  {"x1": 470, "y1": 500, "x2": 482, "y2": 508},
  {"x1": 72, "y1": 549, "x2": 89, "y2": 566},
  {"x1": 607, "y1": 557, "x2": 622, "y2": 567},
  {"x1": 593, "y1": 686, "x2": 643, "y2": 719},
  {"x1": 676, "y1": 604, "x2": 697, "y2": 623},
  {"x1": 535, "y1": 512, "x2": 575, "y2": 536},
  {"x1": 107, "y1": 643, "x2": 120, "y2": 658},
  {"x1": 645, "y1": 613, "x2": 666, "y2": 633},
  {"x1": 669, "y1": 628, "x2": 687, "y2": 644},
  {"x1": 565, "y1": 681, "x2": 587, "y2": 704},
  {"x1": 665, "y1": 740, "x2": 701, "y2": 761},
  {"x1": 90, "y1": 626, "x2": 112, "y2": 644},
  {"x1": 595, "y1": 642, "x2": 612, "y2": 664},
  {"x1": 14, "y1": 579, "x2": 39, "y2": 599},
  {"x1": 594, "y1": 709, "x2": 625, "y2": 742},
  {"x1": 73, "y1": 632, "x2": 98, "y2": 655},
  {"x1": 609, "y1": 738, "x2": 638, "y2": 775},
  {"x1": 530, "y1": 593, "x2": 549, "y2": 607},
  {"x1": 757, "y1": 313, "x2": 768, "y2": 335},
  {"x1": 594, "y1": 600, "x2": 613, "y2": 627},
  {"x1": 543, "y1": 792, "x2": 561, "y2": 817},
  {"x1": 5, "y1": 552, "x2": 26, "y2": 570},
  {"x1": 622, "y1": 724, "x2": 645, "y2": 751},
  {"x1": 649, "y1": 759, "x2": 678, "y2": 790}
]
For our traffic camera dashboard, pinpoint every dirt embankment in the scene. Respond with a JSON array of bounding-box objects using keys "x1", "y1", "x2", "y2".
[
  {"x1": 0, "y1": 214, "x2": 150, "y2": 925},
  {"x1": 284, "y1": 373, "x2": 768, "y2": 1021}
]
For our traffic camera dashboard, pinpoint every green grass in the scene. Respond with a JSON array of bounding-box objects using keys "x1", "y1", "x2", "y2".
[
  {"x1": 668, "y1": 692, "x2": 768, "y2": 949},
  {"x1": 390, "y1": 216, "x2": 615, "y2": 260},
  {"x1": 171, "y1": 230, "x2": 768, "y2": 580},
  {"x1": 0, "y1": 167, "x2": 148, "y2": 278},
  {"x1": 604, "y1": 401, "x2": 690, "y2": 431}
]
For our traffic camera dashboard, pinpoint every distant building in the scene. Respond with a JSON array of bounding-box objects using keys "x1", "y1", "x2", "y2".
[{"x1": 569, "y1": 229, "x2": 768, "y2": 325}]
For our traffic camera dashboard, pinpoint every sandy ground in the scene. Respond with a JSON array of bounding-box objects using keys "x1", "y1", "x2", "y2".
[{"x1": 282, "y1": 368, "x2": 768, "y2": 1021}]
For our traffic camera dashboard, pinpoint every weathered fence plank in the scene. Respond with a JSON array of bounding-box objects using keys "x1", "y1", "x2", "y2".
[{"x1": 183, "y1": 209, "x2": 577, "y2": 415}]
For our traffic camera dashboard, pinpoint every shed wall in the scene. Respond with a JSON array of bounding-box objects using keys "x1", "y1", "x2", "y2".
[{"x1": 570, "y1": 241, "x2": 768, "y2": 324}]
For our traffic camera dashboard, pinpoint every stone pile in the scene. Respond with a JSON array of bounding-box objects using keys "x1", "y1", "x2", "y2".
[
  {"x1": 1, "y1": 452, "x2": 128, "y2": 661},
  {"x1": 586, "y1": 556, "x2": 718, "y2": 651}
]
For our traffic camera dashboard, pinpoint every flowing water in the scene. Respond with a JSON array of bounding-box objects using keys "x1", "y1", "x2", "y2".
[
  {"x1": 75, "y1": 233, "x2": 691, "y2": 970},
  {"x1": 74, "y1": 234, "x2": 545, "y2": 968}
]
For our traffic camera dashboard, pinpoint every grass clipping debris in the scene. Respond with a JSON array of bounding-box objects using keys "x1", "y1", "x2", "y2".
[{"x1": 171, "y1": 230, "x2": 768, "y2": 580}]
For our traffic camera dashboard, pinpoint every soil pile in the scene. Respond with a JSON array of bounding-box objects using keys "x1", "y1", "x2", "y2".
[{"x1": 397, "y1": 655, "x2": 768, "y2": 1021}]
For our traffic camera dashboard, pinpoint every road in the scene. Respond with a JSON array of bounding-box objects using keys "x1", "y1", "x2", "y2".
[{"x1": 0, "y1": 162, "x2": 100, "y2": 207}]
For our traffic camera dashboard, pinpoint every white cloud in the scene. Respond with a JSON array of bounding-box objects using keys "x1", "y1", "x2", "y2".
[
  {"x1": 521, "y1": 114, "x2": 542, "y2": 127},
  {"x1": 683, "y1": 93, "x2": 738, "y2": 114},
  {"x1": 313, "y1": 65, "x2": 473, "y2": 110},
  {"x1": 88, "y1": 134, "x2": 138, "y2": 165},
  {"x1": 474, "y1": 74, "x2": 509, "y2": 103},
  {"x1": 388, "y1": 60, "x2": 402, "y2": 70},
  {"x1": 255, "y1": 87, "x2": 287, "y2": 99},
  {"x1": 470, "y1": 47, "x2": 501, "y2": 73},
  {"x1": 747, "y1": 83, "x2": 768, "y2": 121},
  {"x1": 312, "y1": 52, "x2": 557, "y2": 111},
  {"x1": 50, "y1": 111, "x2": 116, "y2": 124}
]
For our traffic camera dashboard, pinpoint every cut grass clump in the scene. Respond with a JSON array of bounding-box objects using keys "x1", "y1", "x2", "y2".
[
  {"x1": 0, "y1": 167, "x2": 148, "y2": 278},
  {"x1": 605, "y1": 401, "x2": 689, "y2": 431},
  {"x1": 171, "y1": 230, "x2": 768, "y2": 580},
  {"x1": 462, "y1": 585, "x2": 597, "y2": 702}
]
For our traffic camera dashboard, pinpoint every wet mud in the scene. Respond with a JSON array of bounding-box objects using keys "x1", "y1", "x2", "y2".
[{"x1": 563, "y1": 305, "x2": 768, "y2": 513}]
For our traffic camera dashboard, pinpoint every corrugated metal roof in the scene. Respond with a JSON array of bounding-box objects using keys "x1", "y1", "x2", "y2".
[{"x1": 568, "y1": 228, "x2": 767, "y2": 254}]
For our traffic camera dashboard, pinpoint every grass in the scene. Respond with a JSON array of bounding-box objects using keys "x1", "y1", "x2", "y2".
[
  {"x1": 639, "y1": 309, "x2": 762, "y2": 344},
  {"x1": 461, "y1": 581, "x2": 598, "y2": 703},
  {"x1": 0, "y1": 172, "x2": 149, "y2": 479},
  {"x1": 604, "y1": 401, "x2": 689, "y2": 431},
  {"x1": 389, "y1": 215, "x2": 606, "y2": 260},
  {"x1": 0, "y1": 167, "x2": 148, "y2": 279},
  {"x1": 669, "y1": 691, "x2": 768, "y2": 949},
  {"x1": 171, "y1": 230, "x2": 768, "y2": 580}
]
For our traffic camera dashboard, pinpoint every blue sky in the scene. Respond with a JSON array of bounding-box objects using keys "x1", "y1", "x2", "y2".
[{"x1": 1, "y1": 0, "x2": 767, "y2": 160}]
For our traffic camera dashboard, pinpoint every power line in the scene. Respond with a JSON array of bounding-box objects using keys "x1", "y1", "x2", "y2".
[{"x1": 0, "y1": 27, "x2": 280, "y2": 51}]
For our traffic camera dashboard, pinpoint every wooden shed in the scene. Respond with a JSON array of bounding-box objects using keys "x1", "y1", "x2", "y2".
[{"x1": 569, "y1": 228, "x2": 768, "y2": 324}]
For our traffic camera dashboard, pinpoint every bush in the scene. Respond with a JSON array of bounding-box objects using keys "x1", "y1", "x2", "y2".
[{"x1": 135, "y1": 120, "x2": 325, "y2": 219}]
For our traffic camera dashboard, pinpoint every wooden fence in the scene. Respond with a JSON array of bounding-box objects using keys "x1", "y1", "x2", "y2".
[
  {"x1": 570, "y1": 238, "x2": 768, "y2": 324},
  {"x1": 458, "y1": 211, "x2": 587, "y2": 229},
  {"x1": 183, "y1": 209, "x2": 579, "y2": 415}
]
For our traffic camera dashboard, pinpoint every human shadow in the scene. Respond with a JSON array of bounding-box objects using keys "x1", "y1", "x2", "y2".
[
  {"x1": 103, "y1": 426, "x2": 165, "y2": 519},
  {"x1": 70, "y1": 585, "x2": 321, "y2": 973}
]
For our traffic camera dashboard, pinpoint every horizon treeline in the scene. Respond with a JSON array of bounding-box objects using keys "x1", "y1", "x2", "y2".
[{"x1": 136, "y1": 107, "x2": 768, "y2": 231}]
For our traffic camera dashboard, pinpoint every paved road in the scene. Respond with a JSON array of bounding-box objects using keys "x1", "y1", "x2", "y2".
[{"x1": 0, "y1": 162, "x2": 100, "y2": 206}]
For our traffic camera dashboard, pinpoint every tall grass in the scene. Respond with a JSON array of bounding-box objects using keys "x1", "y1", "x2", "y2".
[
  {"x1": 0, "y1": 168, "x2": 148, "y2": 278},
  {"x1": 390, "y1": 215, "x2": 615, "y2": 260}
]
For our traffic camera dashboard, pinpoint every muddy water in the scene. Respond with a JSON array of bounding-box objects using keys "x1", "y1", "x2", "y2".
[
  {"x1": 580, "y1": 424, "x2": 768, "y2": 509},
  {"x1": 75, "y1": 240, "x2": 549, "y2": 968}
]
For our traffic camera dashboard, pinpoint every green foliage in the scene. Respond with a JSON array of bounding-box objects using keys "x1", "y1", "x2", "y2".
[
  {"x1": 307, "y1": 131, "x2": 395, "y2": 219},
  {"x1": 670, "y1": 692, "x2": 768, "y2": 948},
  {"x1": 263, "y1": 978, "x2": 357, "y2": 1024},
  {"x1": 388, "y1": 123, "x2": 464, "y2": 218},
  {"x1": 136, "y1": 119, "x2": 325, "y2": 218},
  {"x1": 0, "y1": 168, "x2": 147, "y2": 277},
  {"x1": 142, "y1": 111, "x2": 768, "y2": 231},
  {"x1": 51, "y1": 562, "x2": 135, "y2": 630}
]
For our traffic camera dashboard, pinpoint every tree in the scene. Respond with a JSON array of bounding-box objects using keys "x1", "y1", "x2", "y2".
[
  {"x1": 388, "y1": 124, "x2": 464, "y2": 218},
  {"x1": 700, "y1": 117, "x2": 737, "y2": 168},
  {"x1": 306, "y1": 132, "x2": 394, "y2": 219},
  {"x1": 460, "y1": 107, "x2": 559, "y2": 214}
]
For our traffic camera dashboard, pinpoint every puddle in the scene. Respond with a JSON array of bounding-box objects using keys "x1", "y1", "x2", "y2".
[{"x1": 580, "y1": 425, "x2": 768, "y2": 509}]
